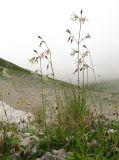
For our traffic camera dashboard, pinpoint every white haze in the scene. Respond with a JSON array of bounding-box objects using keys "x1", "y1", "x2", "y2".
[{"x1": 0, "y1": 0, "x2": 119, "y2": 82}]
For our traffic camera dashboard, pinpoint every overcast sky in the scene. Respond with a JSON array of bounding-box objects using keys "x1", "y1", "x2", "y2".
[{"x1": 0, "y1": 0, "x2": 119, "y2": 82}]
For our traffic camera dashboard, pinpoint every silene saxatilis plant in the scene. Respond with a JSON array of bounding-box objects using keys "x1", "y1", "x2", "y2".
[
  {"x1": 29, "y1": 10, "x2": 93, "y2": 127},
  {"x1": 66, "y1": 10, "x2": 91, "y2": 89},
  {"x1": 65, "y1": 9, "x2": 93, "y2": 120},
  {"x1": 29, "y1": 36, "x2": 59, "y2": 125}
]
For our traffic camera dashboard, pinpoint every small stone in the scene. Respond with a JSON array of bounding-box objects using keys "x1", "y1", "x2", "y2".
[
  {"x1": 40, "y1": 152, "x2": 55, "y2": 160},
  {"x1": 32, "y1": 146, "x2": 37, "y2": 153},
  {"x1": 55, "y1": 149, "x2": 67, "y2": 160},
  {"x1": 20, "y1": 136, "x2": 31, "y2": 147},
  {"x1": 52, "y1": 149, "x2": 59, "y2": 155}
]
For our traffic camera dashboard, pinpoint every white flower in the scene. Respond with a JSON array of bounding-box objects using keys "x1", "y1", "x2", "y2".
[
  {"x1": 79, "y1": 17, "x2": 87, "y2": 24},
  {"x1": 70, "y1": 13, "x2": 87, "y2": 24},
  {"x1": 85, "y1": 33, "x2": 91, "y2": 39},
  {"x1": 45, "y1": 49, "x2": 50, "y2": 55},
  {"x1": 70, "y1": 13, "x2": 79, "y2": 21},
  {"x1": 82, "y1": 51, "x2": 89, "y2": 58},
  {"x1": 29, "y1": 57, "x2": 38, "y2": 64},
  {"x1": 70, "y1": 48, "x2": 78, "y2": 56},
  {"x1": 107, "y1": 129, "x2": 116, "y2": 134}
]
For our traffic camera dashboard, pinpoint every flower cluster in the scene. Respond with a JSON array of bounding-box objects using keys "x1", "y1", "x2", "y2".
[
  {"x1": 66, "y1": 10, "x2": 91, "y2": 78},
  {"x1": 70, "y1": 10, "x2": 88, "y2": 24},
  {"x1": 29, "y1": 36, "x2": 54, "y2": 80}
]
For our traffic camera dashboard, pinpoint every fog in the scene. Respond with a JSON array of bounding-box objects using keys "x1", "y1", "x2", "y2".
[{"x1": 0, "y1": 0, "x2": 119, "y2": 82}]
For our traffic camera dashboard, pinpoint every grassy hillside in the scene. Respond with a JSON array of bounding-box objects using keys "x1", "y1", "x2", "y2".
[
  {"x1": 1, "y1": 57, "x2": 119, "y2": 93},
  {"x1": 0, "y1": 57, "x2": 31, "y2": 77},
  {"x1": 1, "y1": 57, "x2": 119, "y2": 89},
  {"x1": 0, "y1": 57, "x2": 119, "y2": 109},
  {"x1": 0, "y1": 57, "x2": 68, "y2": 86},
  {"x1": 0, "y1": 58, "x2": 70, "y2": 110}
]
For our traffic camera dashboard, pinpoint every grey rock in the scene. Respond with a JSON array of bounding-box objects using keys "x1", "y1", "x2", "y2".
[
  {"x1": 55, "y1": 149, "x2": 67, "y2": 160},
  {"x1": 40, "y1": 152, "x2": 55, "y2": 160},
  {"x1": 20, "y1": 136, "x2": 31, "y2": 147},
  {"x1": 52, "y1": 149, "x2": 59, "y2": 155}
]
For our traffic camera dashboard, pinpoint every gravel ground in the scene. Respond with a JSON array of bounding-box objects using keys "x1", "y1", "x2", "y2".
[{"x1": 0, "y1": 77, "x2": 57, "y2": 112}]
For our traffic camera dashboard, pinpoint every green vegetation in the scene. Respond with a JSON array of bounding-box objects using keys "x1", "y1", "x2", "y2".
[
  {"x1": 0, "y1": 58, "x2": 31, "y2": 77},
  {"x1": 0, "y1": 10, "x2": 119, "y2": 160}
]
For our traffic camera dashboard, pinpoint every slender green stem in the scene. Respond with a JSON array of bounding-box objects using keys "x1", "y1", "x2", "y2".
[
  {"x1": 39, "y1": 58, "x2": 46, "y2": 124},
  {"x1": 89, "y1": 52, "x2": 97, "y2": 83},
  {"x1": 82, "y1": 57, "x2": 85, "y2": 88},
  {"x1": 77, "y1": 20, "x2": 82, "y2": 98},
  {"x1": 87, "y1": 68, "x2": 89, "y2": 88},
  {"x1": 44, "y1": 42, "x2": 60, "y2": 123},
  {"x1": 49, "y1": 54, "x2": 60, "y2": 123},
  {"x1": 45, "y1": 43, "x2": 58, "y2": 104}
]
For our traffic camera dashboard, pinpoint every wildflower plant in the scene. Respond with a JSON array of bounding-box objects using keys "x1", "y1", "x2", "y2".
[
  {"x1": 29, "y1": 36, "x2": 59, "y2": 125},
  {"x1": 29, "y1": 40, "x2": 46, "y2": 124},
  {"x1": 62, "y1": 10, "x2": 92, "y2": 126},
  {"x1": 66, "y1": 10, "x2": 91, "y2": 89}
]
